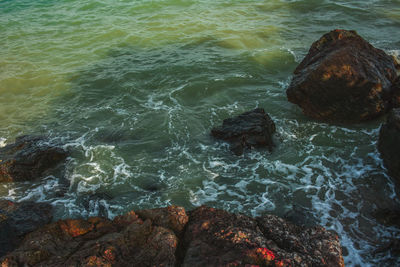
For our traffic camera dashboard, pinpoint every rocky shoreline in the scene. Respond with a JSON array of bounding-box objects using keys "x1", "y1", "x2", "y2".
[
  {"x1": 1, "y1": 29, "x2": 400, "y2": 266},
  {"x1": 0, "y1": 202, "x2": 344, "y2": 266}
]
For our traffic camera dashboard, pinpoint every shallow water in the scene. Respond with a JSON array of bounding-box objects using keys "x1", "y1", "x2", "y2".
[{"x1": 1, "y1": 0, "x2": 400, "y2": 265}]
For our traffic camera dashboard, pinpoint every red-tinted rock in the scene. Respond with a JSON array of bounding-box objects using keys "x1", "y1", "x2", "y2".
[
  {"x1": 0, "y1": 207, "x2": 180, "y2": 267},
  {"x1": 136, "y1": 205, "x2": 189, "y2": 236},
  {"x1": 0, "y1": 200, "x2": 53, "y2": 257},
  {"x1": 182, "y1": 206, "x2": 344, "y2": 267},
  {"x1": 378, "y1": 108, "x2": 400, "y2": 182},
  {"x1": 0, "y1": 136, "x2": 68, "y2": 183},
  {"x1": 286, "y1": 29, "x2": 398, "y2": 122},
  {"x1": 211, "y1": 108, "x2": 276, "y2": 155},
  {"x1": 257, "y1": 215, "x2": 344, "y2": 267},
  {"x1": 1, "y1": 205, "x2": 345, "y2": 267}
]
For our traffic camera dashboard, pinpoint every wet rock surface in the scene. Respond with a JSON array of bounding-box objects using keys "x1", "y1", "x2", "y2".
[
  {"x1": 211, "y1": 108, "x2": 276, "y2": 155},
  {"x1": 0, "y1": 205, "x2": 344, "y2": 267},
  {"x1": 136, "y1": 205, "x2": 189, "y2": 236},
  {"x1": 378, "y1": 108, "x2": 400, "y2": 182},
  {"x1": 183, "y1": 206, "x2": 344, "y2": 267},
  {"x1": 0, "y1": 205, "x2": 187, "y2": 267},
  {"x1": 286, "y1": 29, "x2": 398, "y2": 122},
  {"x1": 0, "y1": 200, "x2": 53, "y2": 257},
  {"x1": 0, "y1": 136, "x2": 68, "y2": 183},
  {"x1": 257, "y1": 214, "x2": 344, "y2": 267}
]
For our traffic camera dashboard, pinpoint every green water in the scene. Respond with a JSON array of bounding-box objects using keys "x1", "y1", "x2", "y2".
[{"x1": 1, "y1": 0, "x2": 400, "y2": 265}]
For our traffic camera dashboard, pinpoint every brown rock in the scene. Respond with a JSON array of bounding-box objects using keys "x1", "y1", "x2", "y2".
[
  {"x1": 211, "y1": 108, "x2": 276, "y2": 155},
  {"x1": 182, "y1": 206, "x2": 344, "y2": 267},
  {"x1": 0, "y1": 208, "x2": 180, "y2": 267},
  {"x1": 257, "y1": 215, "x2": 344, "y2": 267},
  {"x1": 0, "y1": 136, "x2": 68, "y2": 183},
  {"x1": 1, "y1": 205, "x2": 345, "y2": 267},
  {"x1": 136, "y1": 205, "x2": 189, "y2": 236},
  {"x1": 286, "y1": 29, "x2": 398, "y2": 122}
]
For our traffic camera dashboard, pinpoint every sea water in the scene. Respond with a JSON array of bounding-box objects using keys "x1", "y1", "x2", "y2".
[{"x1": 1, "y1": 0, "x2": 400, "y2": 265}]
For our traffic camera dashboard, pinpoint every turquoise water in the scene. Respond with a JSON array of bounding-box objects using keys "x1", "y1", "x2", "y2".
[{"x1": 1, "y1": 0, "x2": 400, "y2": 265}]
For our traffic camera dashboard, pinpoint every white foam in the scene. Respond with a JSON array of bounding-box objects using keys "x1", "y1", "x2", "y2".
[
  {"x1": 388, "y1": 50, "x2": 400, "y2": 73},
  {"x1": 0, "y1": 138, "x2": 6, "y2": 147}
]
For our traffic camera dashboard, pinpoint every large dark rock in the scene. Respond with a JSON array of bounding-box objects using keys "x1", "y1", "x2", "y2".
[
  {"x1": 182, "y1": 206, "x2": 344, "y2": 267},
  {"x1": 1, "y1": 205, "x2": 344, "y2": 266},
  {"x1": 0, "y1": 200, "x2": 53, "y2": 257},
  {"x1": 286, "y1": 29, "x2": 398, "y2": 122},
  {"x1": 0, "y1": 205, "x2": 188, "y2": 267},
  {"x1": 0, "y1": 136, "x2": 68, "y2": 183},
  {"x1": 378, "y1": 108, "x2": 400, "y2": 182},
  {"x1": 211, "y1": 108, "x2": 276, "y2": 155}
]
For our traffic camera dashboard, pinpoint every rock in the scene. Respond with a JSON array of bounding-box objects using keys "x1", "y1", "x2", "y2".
[
  {"x1": 257, "y1": 214, "x2": 344, "y2": 267},
  {"x1": 0, "y1": 200, "x2": 53, "y2": 257},
  {"x1": 372, "y1": 208, "x2": 400, "y2": 227},
  {"x1": 136, "y1": 205, "x2": 189, "y2": 236},
  {"x1": 182, "y1": 206, "x2": 344, "y2": 267},
  {"x1": 0, "y1": 206, "x2": 185, "y2": 266},
  {"x1": 0, "y1": 135, "x2": 68, "y2": 183},
  {"x1": 378, "y1": 108, "x2": 400, "y2": 182},
  {"x1": 1, "y1": 205, "x2": 344, "y2": 266},
  {"x1": 211, "y1": 108, "x2": 276, "y2": 155},
  {"x1": 286, "y1": 29, "x2": 398, "y2": 122}
]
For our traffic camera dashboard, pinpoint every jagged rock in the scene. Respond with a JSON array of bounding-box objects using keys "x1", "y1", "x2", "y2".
[
  {"x1": 378, "y1": 108, "x2": 400, "y2": 182},
  {"x1": 0, "y1": 200, "x2": 53, "y2": 257},
  {"x1": 0, "y1": 136, "x2": 68, "y2": 183},
  {"x1": 286, "y1": 29, "x2": 398, "y2": 122},
  {"x1": 136, "y1": 205, "x2": 189, "y2": 236},
  {"x1": 0, "y1": 205, "x2": 187, "y2": 266},
  {"x1": 182, "y1": 206, "x2": 344, "y2": 267},
  {"x1": 257, "y1": 214, "x2": 344, "y2": 267},
  {"x1": 1, "y1": 205, "x2": 344, "y2": 267},
  {"x1": 211, "y1": 108, "x2": 276, "y2": 155}
]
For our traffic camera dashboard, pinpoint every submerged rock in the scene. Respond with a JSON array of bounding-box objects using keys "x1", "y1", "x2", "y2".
[
  {"x1": 286, "y1": 29, "x2": 398, "y2": 122},
  {"x1": 373, "y1": 208, "x2": 400, "y2": 227},
  {"x1": 0, "y1": 200, "x2": 53, "y2": 257},
  {"x1": 182, "y1": 206, "x2": 344, "y2": 267},
  {"x1": 0, "y1": 205, "x2": 344, "y2": 267},
  {"x1": 378, "y1": 108, "x2": 400, "y2": 182},
  {"x1": 211, "y1": 108, "x2": 276, "y2": 155},
  {"x1": 0, "y1": 135, "x2": 68, "y2": 183}
]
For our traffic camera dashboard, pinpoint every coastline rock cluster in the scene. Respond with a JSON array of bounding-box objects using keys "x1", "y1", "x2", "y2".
[{"x1": 0, "y1": 204, "x2": 344, "y2": 267}]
